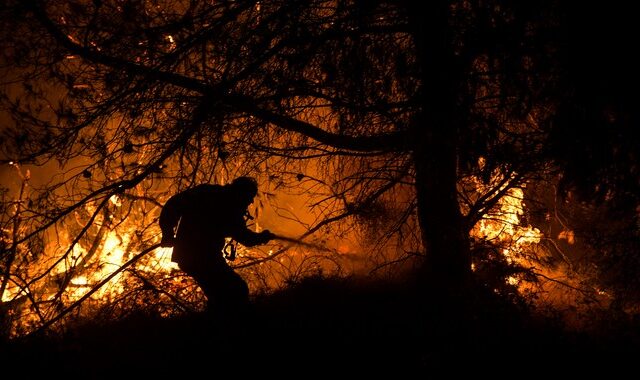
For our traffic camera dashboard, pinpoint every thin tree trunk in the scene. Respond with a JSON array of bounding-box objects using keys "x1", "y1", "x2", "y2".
[{"x1": 0, "y1": 173, "x2": 27, "y2": 301}]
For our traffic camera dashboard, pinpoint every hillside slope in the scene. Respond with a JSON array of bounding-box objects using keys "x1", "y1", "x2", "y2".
[{"x1": 3, "y1": 275, "x2": 638, "y2": 377}]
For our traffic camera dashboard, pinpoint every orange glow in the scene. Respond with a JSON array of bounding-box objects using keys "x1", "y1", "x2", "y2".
[
  {"x1": 0, "y1": 148, "x2": 602, "y2": 337},
  {"x1": 468, "y1": 166, "x2": 543, "y2": 264},
  {"x1": 467, "y1": 165, "x2": 609, "y2": 321}
]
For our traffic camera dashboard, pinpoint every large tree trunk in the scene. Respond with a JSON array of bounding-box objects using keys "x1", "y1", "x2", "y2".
[
  {"x1": 413, "y1": 128, "x2": 471, "y2": 288},
  {"x1": 405, "y1": 3, "x2": 475, "y2": 359},
  {"x1": 406, "y1": 1, "x2": 472, "y2": 289}
]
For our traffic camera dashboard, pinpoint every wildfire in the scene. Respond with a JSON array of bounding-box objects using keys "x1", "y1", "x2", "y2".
[
  {"x1": 471, "y1": 185, "x2": 542, "y2": 262},
  {"x1": 0, "y1": 187, "x2": 185, "y2": 336},
  {"x1": 466, "y1": 165, "x2": 609, "y2": 320},
  {"x1": 0, "y1": 160, "x2": 601, "y2": 337},
  {"x1": 467, "y1": 159, "x2": 543, "y2": 267},
  {"x1": 469, "y1": 180, "x2": 542, "y2": 292}
]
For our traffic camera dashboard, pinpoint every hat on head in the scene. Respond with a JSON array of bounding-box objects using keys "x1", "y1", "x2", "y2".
[{"x1": 229, "y1": 176, "x2": 258, "y2": 197}]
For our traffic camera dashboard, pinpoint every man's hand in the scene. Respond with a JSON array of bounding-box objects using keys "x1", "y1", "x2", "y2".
[{"x1": 259, "y1": 230, "x2": 275, "y2": 244}]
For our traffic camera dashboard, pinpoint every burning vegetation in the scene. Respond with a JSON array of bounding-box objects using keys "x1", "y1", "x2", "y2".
[{"x1": 0, "y1": 157, "x2": 616, "y2": 337}]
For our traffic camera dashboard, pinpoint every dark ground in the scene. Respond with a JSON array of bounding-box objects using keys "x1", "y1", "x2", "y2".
[{"x1": 2, "y1": 275, "x2": 639, "y2": 378}]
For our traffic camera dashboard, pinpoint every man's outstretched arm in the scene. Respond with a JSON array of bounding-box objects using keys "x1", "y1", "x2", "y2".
[
  {"x1": 230, "y1": 215, "x2": 274, "y2": 247},
  {"x1": 236, "y1": 229, "x2": 275, "y2": 247}
]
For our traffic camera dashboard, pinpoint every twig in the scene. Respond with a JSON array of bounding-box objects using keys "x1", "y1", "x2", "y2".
[{"x1": 31, "y1": 243, "x2": 161, "y2": 336}]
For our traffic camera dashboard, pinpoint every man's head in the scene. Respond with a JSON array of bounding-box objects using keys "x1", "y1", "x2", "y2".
[{"x1": 229, "y1": 176, "x2": 259, "y2": 206}]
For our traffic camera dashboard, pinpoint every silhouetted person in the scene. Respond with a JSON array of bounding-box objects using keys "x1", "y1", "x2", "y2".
[{"x1": 159, "y1": 177, "x2": 274, "y2": 320}]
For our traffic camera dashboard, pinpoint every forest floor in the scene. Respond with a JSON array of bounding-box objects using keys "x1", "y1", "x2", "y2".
[{"x1": 2, "y1": 274, "x2": 639, "y2": 378}]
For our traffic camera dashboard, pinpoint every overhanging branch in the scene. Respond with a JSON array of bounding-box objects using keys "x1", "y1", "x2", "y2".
[{"x1": 30, "y1": 0, "x2": 409, "y2": 153}]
